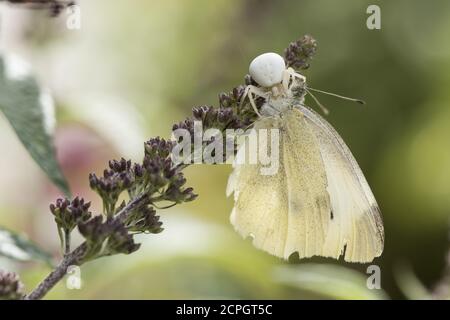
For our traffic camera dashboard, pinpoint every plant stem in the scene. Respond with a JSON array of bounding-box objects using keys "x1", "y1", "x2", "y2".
[
  {"x1": 25, "y1": 193, "x2": 150, "y2": 300},
  {"x1": 64, "y1": 230, "x2": 71, "y2": 256},
  {"x1": 24, "y1": 243, "x2": 87, "y2": 300},
  {"x1": 116, "y1": 193, "x2": 149, "y2": 222}
]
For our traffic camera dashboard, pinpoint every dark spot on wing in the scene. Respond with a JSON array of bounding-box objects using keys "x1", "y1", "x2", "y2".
[
  {"x1": 330, "y1": 210, "x2": 334, "y2": 220},
  {"x1": 341, "y1": 243, "x2": 347, "y2": 257},
  {"x1": 287, "y1": 251, "x2": 300, "y2": 263}
]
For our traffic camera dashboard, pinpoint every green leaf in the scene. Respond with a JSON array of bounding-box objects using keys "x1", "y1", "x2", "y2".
[
  {"x1": 0, "y1": 226, "x2": 53, "y2": 266},
  {"x1": 0, "y1": 54, "x2": 70, "y2": 196},
  {"x1": 394, "y1": 263, "x2": 432, "y2": 300},
  {"x1": 274, "y1": 264, "x2": 389, "y2": 300}
]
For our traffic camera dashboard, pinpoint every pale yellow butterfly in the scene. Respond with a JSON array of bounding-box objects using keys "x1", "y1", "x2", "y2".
[{"x1": 227, "y1": 52, "x2": 384, "y2": 263}]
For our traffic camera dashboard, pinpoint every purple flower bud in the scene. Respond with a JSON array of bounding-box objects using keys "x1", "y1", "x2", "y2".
[{"x1": 0, "y1": 270, "x2": 24, "y2": 300}]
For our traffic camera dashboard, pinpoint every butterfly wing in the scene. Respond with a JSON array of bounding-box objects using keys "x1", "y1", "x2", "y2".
[
  {"x1": 299, "y1": 105, "x2": 384, "y2": 263},
  {"x1": 227, "y1": 109, "x2": 332, "y2": 259},
  {"x1": 227, "y1": 116, "x2": 290, "y2": 258}
]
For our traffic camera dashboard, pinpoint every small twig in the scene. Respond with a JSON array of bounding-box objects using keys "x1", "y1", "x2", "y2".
[
  {"x1": 25, "y1": 195, "x2": 149, "y2": 300},
  {"x1": 24, "y1": 243, "x2": 87, "y2": 300},
  {"x1": 63, "y1": 231, "x2": 70, "y2": 256},
  {"x1": 115, "y1": 194, "x2": 149, "y2": 223}
]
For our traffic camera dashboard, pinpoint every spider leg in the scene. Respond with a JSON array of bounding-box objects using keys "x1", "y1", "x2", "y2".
[
  {"x1": 241, "y1": 85, "x2": 260, "y2": 117},
  {"x1": 285, "y1": 67, "x2": 306, "y2": 89},
  {"x1": 241, "y1": 85, "x2": 268, "y2": 117},
  {"x1": 240, "y1": 85, "x2": 251, "y2": 107},
  {"x1": 281, "y1": 69, "x2": 291, "y2": 92},
  {"x1": 248, "y1": 91, "x2": 262, "y2": 117}
]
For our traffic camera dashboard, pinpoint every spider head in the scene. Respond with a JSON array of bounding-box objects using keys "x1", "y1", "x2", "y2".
[{"x1": 249, "y1": 52, "x2": 286, "y2": 88}]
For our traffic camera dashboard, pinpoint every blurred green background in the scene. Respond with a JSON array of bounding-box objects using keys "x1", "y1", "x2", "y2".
[{"x1": 0, "y1": 0, "x2": 450, "y2": 299}]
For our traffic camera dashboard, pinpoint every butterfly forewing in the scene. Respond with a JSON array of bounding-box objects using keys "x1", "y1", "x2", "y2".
[
  {"x1": 228, "y1": 109, "x2": 333, "y2": 260},
  {"x1": 282, "y1": 109, "x2": 331, "y2": 259}
]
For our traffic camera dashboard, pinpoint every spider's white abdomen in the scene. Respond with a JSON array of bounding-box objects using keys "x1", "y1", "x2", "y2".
[{"x1": 249, "y1": 52, "x2": 285, "y2": 88}]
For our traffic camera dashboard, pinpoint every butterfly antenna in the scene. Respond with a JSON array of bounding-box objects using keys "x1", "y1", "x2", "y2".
[
  {"x1": 305, "y1": 88, "x2": 330, "y2": 115},
  {"x1": 307, "y1": 87, "x2": 366, "y2": 104}
]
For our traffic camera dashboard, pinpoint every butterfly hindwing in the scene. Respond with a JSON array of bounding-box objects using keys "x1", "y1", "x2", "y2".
[{"x1": 227, "y1": 116, "x2": 290, "y2": 258}]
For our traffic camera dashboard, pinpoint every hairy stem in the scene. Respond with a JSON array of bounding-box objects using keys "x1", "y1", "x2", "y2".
[
  {"x1": 25, "y1": 194, "x2": 149, "y2": 300},
  {"x1": 25, "y1": 243, "x2": 87, "y2": 300}
]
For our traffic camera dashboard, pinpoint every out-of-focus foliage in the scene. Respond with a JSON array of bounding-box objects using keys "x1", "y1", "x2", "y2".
[
  {"x1": 0, "y1": 227, "x2": 52, "y2": 265},
  {"x1": 0, "y1": 55, "x2": 70, "y2": 196},
  {"x1": 274, "y1": 264, "x2": 388, "y2": 299},
  {"x1": 394, "y1": 263, "x2": 432, "y2": 300},
  {"x1": 0, "y1": 0, "x2": 450, "y2": 299}
]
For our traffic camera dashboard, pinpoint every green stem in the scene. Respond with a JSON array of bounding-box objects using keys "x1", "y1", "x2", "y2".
[{"x1": 64, "y1": 230, "x2": 71, "y2": 256}]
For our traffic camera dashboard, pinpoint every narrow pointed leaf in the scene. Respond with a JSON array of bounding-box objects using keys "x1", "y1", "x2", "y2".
[
  {"x1": 0, "y1": 226, "x2": 53, "y2": 265},
  {"x1": 0, "y1": 54, "x2": 70, "y2": 196}
]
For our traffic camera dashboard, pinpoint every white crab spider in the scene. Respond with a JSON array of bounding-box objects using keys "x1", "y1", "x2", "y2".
[{"x1": 242, "y1": 52, "x2": 306, "y2": 117}]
